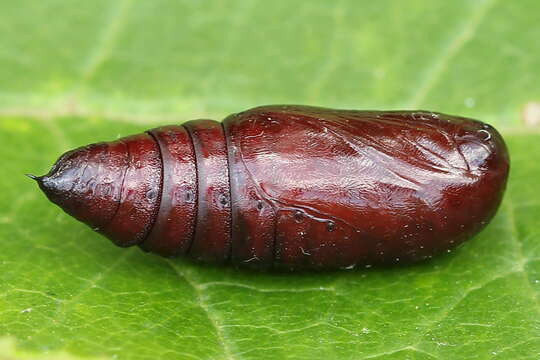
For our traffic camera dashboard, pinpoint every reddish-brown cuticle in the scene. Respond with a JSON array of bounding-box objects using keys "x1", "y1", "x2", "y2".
[
  {"x1": 37, "y1": 133, "x2": 162, "y2": 248},
  {"x1": 37, "y1": 140, "x2": 128, "y2": 231},
  {"x1": 222, "y1": 106, "x2": 509, "y2": 269},
  {"x1": 183, "y1": 119, "x2": 232, "y2": 264},
  {"x1": 35, "y1": 105, "x2": 510, "y2": 270},
  {"x1": 139, "y1": 126, "x2": 197, "y2": 257},
  {"x1": 99, "y1": 133, "x2": 162, "y2": 247}
]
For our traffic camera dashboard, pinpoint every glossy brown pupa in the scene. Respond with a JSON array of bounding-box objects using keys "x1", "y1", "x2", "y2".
[{"x1": 32, "y1": 105, "x2": 510, "y2": 270}]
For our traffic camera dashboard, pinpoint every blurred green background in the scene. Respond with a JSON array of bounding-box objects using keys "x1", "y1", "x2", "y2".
[{"x1": 0, "y1": 0, "x2": 539, "y2": 359}]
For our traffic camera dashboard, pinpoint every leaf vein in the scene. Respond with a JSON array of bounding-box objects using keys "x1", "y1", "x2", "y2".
[
  {"x1": 32, "y1": 250, "x2": 134, "y2": 338},
  {"x1": 407, "y1": 0, "x2": 497, "y2": 108},
  {"x1": 166, "y1": 260, "x2": 237, "y2": 360},
  {"x1": 79, "y1": 0, "x2": 133, "y2": 83},
  {"x1": 504, "y1": 195, "x2": 540, "y2": 311}
]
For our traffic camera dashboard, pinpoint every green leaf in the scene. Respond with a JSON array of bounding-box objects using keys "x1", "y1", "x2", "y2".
[
  {"x1": 0, "y1": 337, "x2": 108, "y2": 360},
  {"x1": 1, "y1": 1, "x2": 539, "y2": 359}
]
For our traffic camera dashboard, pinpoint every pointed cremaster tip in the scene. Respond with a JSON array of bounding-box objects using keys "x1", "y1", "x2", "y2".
[
  {"x1": 34, "y1": 141, "x2": 133, "y2": 237},
  {"x1": 25, "y1": 173, "x2": 42, "y2": 181}
]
